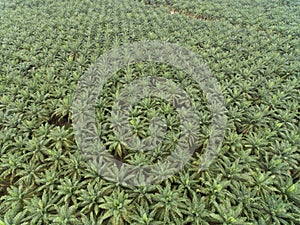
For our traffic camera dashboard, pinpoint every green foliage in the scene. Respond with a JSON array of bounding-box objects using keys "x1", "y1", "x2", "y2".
[
  {"x1": 0, "y1": 0, "x2": 299, "y2": 224},
  {"x1": 99, "y1": 188, "x2": 134, "y2": 224},
  {"x1": 151, "y1": 181, "x2": 186, "y2": 222}
]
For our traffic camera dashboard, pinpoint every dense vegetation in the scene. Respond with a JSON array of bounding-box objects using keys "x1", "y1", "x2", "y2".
[{"x1": 0, "y1": 0, "x2": 299, "y2": 224}]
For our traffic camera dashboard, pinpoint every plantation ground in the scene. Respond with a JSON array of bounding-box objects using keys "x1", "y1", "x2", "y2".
[{"x1": 0, "y1": 0, "x2": 299, "y2": 224}]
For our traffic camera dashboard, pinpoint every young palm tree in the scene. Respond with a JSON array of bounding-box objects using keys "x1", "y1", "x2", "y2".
[
  {"x1": 0, "y1": 184, "x2": 31, "y2": 214},
  {"x1": 47, "y1": 125, "x2": 74, "y2": 151},
  {"x1": 24, "y1": 190, "x2": 58, "y2": 225},
  {"x1": 184, "y1": 192, "x2": 210, "y2": 225},
  {"x1": 77, "y1": 180, "x2": 110, "y2": 216},
  {"x1": 52, "y1": 204, "x2": 80, "y2": 225},
  {"x1": 0, "y1": 208, "x2": 27, "y2": 225},
  {"x1": 99, "y1": 188, "x2": 134, "y2": 225},
  {"x1": 151, "y1": 182, "x2": 186, "y2": 223}
]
